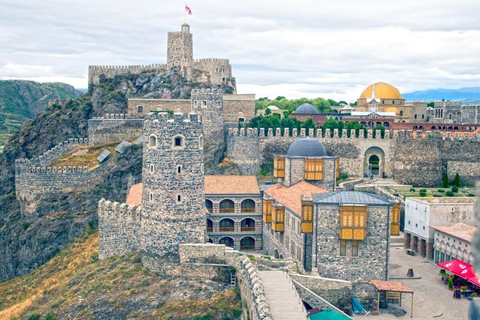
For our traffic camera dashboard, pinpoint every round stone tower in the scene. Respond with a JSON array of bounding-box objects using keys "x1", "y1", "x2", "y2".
[{"x1": 141, "y1": 111, "x2": 205, "y2": 257}]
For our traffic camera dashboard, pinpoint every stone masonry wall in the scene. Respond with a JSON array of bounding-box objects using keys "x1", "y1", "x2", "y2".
[
  {"x1": 88, "y1": 114, "x2": 144, "y2": 145},
  {"x1": 223, "y1": 94, "x2": 256, "y2": 122},
  {"x1": 316, "y1": 205, "x2": 390, "y2": 282},
  {"x1": 98, "y1": 199, "x2": 141, "y2": 259},
  {"x1": 127, "y1": 99, "x2": 191, "y2": 117}
]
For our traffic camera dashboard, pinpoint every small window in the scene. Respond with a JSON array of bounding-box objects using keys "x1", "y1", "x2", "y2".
[
  {"x1": 201, "y1": 164, "x2": 204, "y2": 173},
  {"x1": 149, "y1": 135, "x2": 157, "y2": 148},
  {"x1": 352, "y1": 240, "x2": 359, "y2": 257},
  {"x1": 340, "y1": 240, "x2": 347, "y2": 256},
  {"x1": 150, "y1": 164, "x2": 154, "y2": 173},
  {"x1": 202, "y1": 100, "x2": 207, "y2": 106},
  {"x1": 215, "y1": 67, "x2": 219, "y2": 72},
  {"x1": 173, "y1": 135, "x2": 184, "y2": 149},
  {"x1": 194, "y1": 100, "x2": 198, "y2": 106},
  {"x1": 137, "y1": 105, "x2": 144, "y2": 113},
  {"x1": 177, "y1": 165, "x2": 182, "y2": 174},
  {"x1": 217, "y1": 100, "x2": 221, "y2": 107},
  {"x1": 222, "y1": 77, "x2": 226, "y2": 82},
  {"x1": 149, "y1": 193, "x2": 153, "y2": 201},
  {"x1": 199, "y1": 136, "x2": 204, "y2": 149},
  {"x1": 177, "y1": 194, "x2": 182, "y2": 203},
  {"x1": 423, "y1": 226, "x2": 425, "y2": 230},
  {"x1": 415, "y1": 223, "x2": 418, "y2": 227},
  {"x1": 392, "y1": 101, "x2": 395, "y2": 104},
  {"x1": 222, "y1": 68, "x2": 225, "y2": 72},
  {"x1": 422, "y1": 114, "x2": 425, "y2": 119},
  {"x1": 414, "y1": 114, "x2": 417, "y2": 119}
]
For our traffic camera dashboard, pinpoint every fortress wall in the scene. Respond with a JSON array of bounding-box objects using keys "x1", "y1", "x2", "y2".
[
  {"x1": 87, "y1": 115, "x2": 144, "y2": 145},
  {"x1": 88, "y1": 64, "x2": 167, "y2": 91},
  {"x1": 15, "y1": 161, "x2": 114, "y2": 202},
  {"x1": 193, "y1": 58, "x2": 232, "y2": 86},
  {"x1": 127, "y1": 99, "x2": 191, "y2": 117},
  {"x1": 223, "y1": 94, "x2": 256, "y2": 122},
  {"x1": 98, "y1": 199, "x2": 141, "y2": 259},
  {"x1": 461, "y1": 105, "x2": 480, "y2": 124},
  {"x1": 227, "y1": 127, "x2": 480, "y2": 187}
]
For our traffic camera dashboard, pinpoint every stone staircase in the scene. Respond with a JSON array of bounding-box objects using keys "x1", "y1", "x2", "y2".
[{"x1": 258, "y1": 270, "x2": 307, "y2": 320}]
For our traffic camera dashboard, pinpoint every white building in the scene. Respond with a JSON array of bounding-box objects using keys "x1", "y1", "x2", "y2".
[
  {"x1": 431, "y1": 223, "x2": 476, "y2": 264},
  {"x1": 403, "y1": 197, "x2": 476, "y2": 260}
]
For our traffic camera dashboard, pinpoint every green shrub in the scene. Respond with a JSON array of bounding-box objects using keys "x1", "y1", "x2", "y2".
[
  {"x1": 27, "y1": 314, "x2": 41, "y2": 320},
  {"x1": 452, "y1": 186, "x2": 458, "y2": 192},
  {"x1": 420, "y1": 189, "x2": 427, "y2": 192},
  {"x1": 468, "y1": 193, "x2": 475, "y2": 197},
  {"x1": 446, "y1": 191, "x2": 454, "y2": 196},
  {"x1": 46, "y1": 314, "x2": 57, "y2": 320},
  {"x1": 22, "y1": 222, "x2": 30, "y2": 231},
  {"x1": 438, "y1": 189, "x2": 445, "y2": 192},
  {"x1": 443, "y1": 174, "x2": 449, "y2": 188},
  {"x1": 448, "y1": 276, "x2": 453, "y2": 289},
  {"x1": 419, "y1": 191, "x2": 427, "y2": 197},
  {"x1": 410, "y1": 188, "x2": 416, "y2": 192},
  {"x1": 454, "y1": 173, "x2": 460, "y2": 187}
]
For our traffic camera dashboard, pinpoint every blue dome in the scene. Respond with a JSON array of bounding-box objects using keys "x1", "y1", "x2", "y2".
[
  {"x1": 295, "y1": 103, "x2": 319, "y2": 115},
  {"x1": 287, "y1": 138, "x2": 327, "y2": 157}
]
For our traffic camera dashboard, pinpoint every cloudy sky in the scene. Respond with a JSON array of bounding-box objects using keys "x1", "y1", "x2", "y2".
[{"x1": 1, "y1": 0, "x2": 479, "y2": 102}]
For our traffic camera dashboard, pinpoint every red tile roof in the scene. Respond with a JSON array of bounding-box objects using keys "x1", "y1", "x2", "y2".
[
  {"x1": 431, "y1": 223, "x2": 476, "y2": 243},
  {"x1": 370, "y1": 280, "x2": 414, "y2": 293},
  {"x1": 204, "y1": 175, "x2": 259, "y2": 194},
  {"x1": 126, "y1": 183, "x2": 142, "y2": 206},
  {"x1": 264, "y1": 181, "x2": 327, "y2": 215}
]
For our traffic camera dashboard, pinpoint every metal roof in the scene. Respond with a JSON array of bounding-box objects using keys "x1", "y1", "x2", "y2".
[
  {"x1": 115, "y1": 141, "x2": 132, "y2": 153},
  {"x1": 134, "y1": 135, "x2": 144, "y2": 145},
  {"x1": 295, "y1": 103, "x2": 319, "y2": 115},
  {"x1": 313, "y1": 191, "x2": 392, "y2": 206},
  {"x1": 97, "y1": 149, "x2": 111, "y2": 163},
  {"x1": 287, "y1": 138, "x2": 327, "y2": 157}
]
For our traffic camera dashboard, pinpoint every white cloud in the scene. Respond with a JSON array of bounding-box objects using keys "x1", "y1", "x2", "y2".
[{"x1": 0, "y1": 0, "x2": 479, "y2": 101}]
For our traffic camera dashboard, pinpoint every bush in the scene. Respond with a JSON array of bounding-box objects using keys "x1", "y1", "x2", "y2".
[
  {"x1": 420, "y1": 191, "x2": 427, "y2": 197},
  {"x1": 420, "y1": 189, "x2": 427, "y2": 192},
  {"x1": 410, "y1": 188, "x2": 416, "y2": 192},
  {"x1": 454, "y1": 173, "x2": 460, "y2": 187},
  {"x1": 46, "y1": 314, "x2": 57, "y2": 320},
  {"x1": 443, "y1": 174, "x2": 449, "y2": 188},
  {"x1": 468, "y1": 193, "x2": 475, "y2": 197},
  {"x1": 448, "y1": 276, "x2": 454, "y2": 289},
  {"x1": 438, "y1": 189, "x2": 445, "y2": 192},
  {"x1": 452, "y1": 186, "x2": 458, "y2": 192},
  {"x1": 22, "y1": 222, "x2": 30, "y2": 231},
  {"x1": 27, "y1": 315, "x2": 41, "y2": 320},
  {"x1": 446, "y1": 191, "x2": 454, "y2": 196}
]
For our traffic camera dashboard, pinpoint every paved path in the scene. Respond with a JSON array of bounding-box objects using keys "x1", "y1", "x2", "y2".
[{"x1": 258, "y1": 270, "x2": 306, "y2": 320}]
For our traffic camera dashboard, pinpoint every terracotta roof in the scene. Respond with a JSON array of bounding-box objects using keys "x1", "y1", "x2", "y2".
[
  {"x1": 264, "y1": 181, "x2": 327, "y2": 215},
  {"x1": 126, "y1": 183, "x2": 143, "y2": 206},
  {"x1": 370, "y1": 280, "x2": 414, "y2": 293},
  {"x1": 205, "y1": 175, "x2": 260, "y2": 194},
  {"x1": 431, "y1": 223, "x2": 477, "y2": 243}
]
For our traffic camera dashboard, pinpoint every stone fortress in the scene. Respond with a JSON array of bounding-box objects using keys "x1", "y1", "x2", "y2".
[{"x1": 12, "y1": 21, "x2": 480, "y2": 318}]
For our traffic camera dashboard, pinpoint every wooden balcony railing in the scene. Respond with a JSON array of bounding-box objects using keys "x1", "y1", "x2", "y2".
[
  {"x1": 219, "y1": 208, "x2": 235, "y2": 213},
  {"x1": 219, "y1": 226, "x2": 234, "y2": 232},
  {"x1": 241, "y1": 208, "x2": 256, "y2": 213},
  {"x1": 240, "y1": 245, "x2": 255, "y2": 250},
  {"x1": 241, "y1": 226, "x2": 256, "y2": 232},
  {"x1": 206, "y1": 227, "x2": 213, "y2": 232}
]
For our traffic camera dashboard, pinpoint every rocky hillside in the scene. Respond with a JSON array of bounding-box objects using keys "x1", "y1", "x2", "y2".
[
  {"x1": 0, "y1": 231, "x2": 241, "y2": 320},
  {"x1": 0, "y1": 69, "x2": 229, "y2": 282},
  {"x1": 0, "y1": 80, "x2": 83, "y2": 144}
]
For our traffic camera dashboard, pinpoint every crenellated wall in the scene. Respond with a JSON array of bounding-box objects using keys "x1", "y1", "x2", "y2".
[
  {"x1": 88, "y1": 64, "x2": 167, "y2": 91},
  {"x1": 88, "y1": 114, "x2": 144, "y2": 145},
  {"x1": 227, "y1": 127, "x2": 480, "y2": 187},
  {"x1": 98, "y1": 199, "x2": 142, "y2": 259}
]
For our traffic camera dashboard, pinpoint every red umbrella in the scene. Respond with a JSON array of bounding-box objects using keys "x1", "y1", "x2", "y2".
[{"x1": 437, "y1": 259, "x2": 479, "y2": 286}]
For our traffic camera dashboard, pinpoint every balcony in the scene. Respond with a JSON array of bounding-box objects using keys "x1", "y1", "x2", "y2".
[
  {"x1": 219, "y1": 208, "x2": 235, "y2": 213},
  {"x1": 219, "y1": 226, "x2": 234, "y2": 232},
  {"x1": 241, "y1": 208, "x2": 256, "y2": 213},
  {"x1": 207, "y1": 227, "x2": 213, "y2": 232},
  {"x1": 241, "y1": 226, "x2": 256, "y2": 232}
]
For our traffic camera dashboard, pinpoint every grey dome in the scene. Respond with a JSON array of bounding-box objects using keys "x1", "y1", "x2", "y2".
[
  {"x1": 295, "y1": 103, "x2": 319, "y2": 115},
  {"x1": 287, "y1": 138, "x2": 327, "y2": 157}
]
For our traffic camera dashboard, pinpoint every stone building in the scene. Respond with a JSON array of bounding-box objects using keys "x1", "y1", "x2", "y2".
[
  {"x1": 262, "y1": 138, "x2": 398, "y2": 282},
  {"x1": 431, "y1": 223, "x2": 476, "y2": 264},
  {"x1": 204, "y1": 175, "x2": 262, "y2": 250},
  {"x1": 403, "y1": 197, "x2": 476, "y2": 260}
]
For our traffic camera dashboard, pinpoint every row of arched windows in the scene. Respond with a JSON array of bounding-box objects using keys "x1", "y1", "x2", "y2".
[
  {"x1": 210, "y1": 236, "x2": 255, "y2": 249},
  {"x1": 207, "y1": 218, "x2": 256, "y2": 231},
  {"x1": 148, "y1": 134, "x2": 203, "y2": 149},
  {"x1": 205, "y1": 199, "x2": 256, "y2": 213}
]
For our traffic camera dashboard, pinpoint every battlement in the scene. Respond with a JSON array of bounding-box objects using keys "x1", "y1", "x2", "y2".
[
  {"x1": 16, "y1": 165, "x2": 90, "y2": 175},
  {"x1": 144, "y1": 111, "x2": 201, "y2": 124},
  {"x1": 98, "y1": 199, "x2": 142, "y2": 221},
  {"x1": 91, "y1": 113, "x2": 136, "y2": 120},
  {"x1": 194, "y1": 58, "x2": 230, "y2": 64},
  {"x1": 191, "y1": 88, "x2": 224, "y2": 95},
  {"x1": 88, "y1": 64, "x2": 167, "y2": 73}
]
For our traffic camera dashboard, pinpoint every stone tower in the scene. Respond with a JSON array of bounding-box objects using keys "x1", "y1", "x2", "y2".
[
  {"x1": 141, "y1": 111, "x2": 205, "y2": 257},
  {"x1": 167, "y1": 23, "x2": 193, "y2": 77},
  {"x1": 191, "y1": 88, "x2": 225, "y2": 173}
]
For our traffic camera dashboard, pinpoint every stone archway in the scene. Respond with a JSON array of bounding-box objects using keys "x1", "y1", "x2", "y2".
[{"x1": 364, "y1": 146, "x2": 385, "y2": 177}]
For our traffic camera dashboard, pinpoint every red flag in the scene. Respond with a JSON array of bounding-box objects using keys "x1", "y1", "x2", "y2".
[{"x1": 185, "y1": 4, "x2": 192, "y2": 15}]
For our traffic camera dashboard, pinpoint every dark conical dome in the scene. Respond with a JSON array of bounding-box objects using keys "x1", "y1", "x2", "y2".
[
  {"x1": 287, "y1": 138, "x2": 327, "y2": 157},
  {"x1": 295, "y1": 103, "x2": 319, "y2": 115}
]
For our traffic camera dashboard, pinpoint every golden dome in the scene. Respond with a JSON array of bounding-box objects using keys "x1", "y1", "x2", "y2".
[
  {"x1": 359, "y1": 82, "x2": 403, "y2": 100},
  {"x1": 383, "y1": 107, "x2": 400, "y2": 115}
]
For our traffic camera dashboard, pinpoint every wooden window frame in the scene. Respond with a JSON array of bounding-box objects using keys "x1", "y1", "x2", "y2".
[
  {"x1": 263, "y1": 199, "x2": 272, "y2": 223},
  {"x1": 390, "y1": 203, "x2": 401, "y2": 236},
  {"x1": 340, "y1": 205, "x2": 367, "y2": 240},
  {"x1": 305, "y1": 158, "x2": 323, "y2": 180},
  {"x1": 274, "y1": 157, "x2": 285, "y2": 178},
  {"x1": 272, "y1": 205, "x2": 285, "y2": 232},
  {"x1": 340, "y1": 240, "x2": 347, "y2": 256},
  {"x1": 301, "y1": 200, "x2": 313, "y2": 233},
  {"x1": 336, "y1": 158, "x2": 340, "y2": 178}
]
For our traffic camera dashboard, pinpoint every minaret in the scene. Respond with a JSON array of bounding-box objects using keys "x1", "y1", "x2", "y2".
[{"x1": 367, "y1": 84, "x2": 378, "y2": 112}]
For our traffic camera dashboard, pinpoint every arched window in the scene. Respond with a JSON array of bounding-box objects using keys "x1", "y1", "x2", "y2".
[
  {"x1": 219, "y1": 219, "x2": 234, "y2": 231},
  {"x1": 219, "y1": 237, "x2": 234, "y2": 247},
  {"x1": 199, "y1": 136, "x2": 204, "y2": 149},
  {"x1": 241, "y1": 218, "x2": 256, "y2": 231},
  {"x1": 172, "y1": 135, "x2": 184, "y2": 149},
  {"x1": 220, "y1": 199, "x2": 235, "y2": 213},
  {"x1": 150, "y1": 164, "x2": 154, "y2": 173},
  {"x1": 137, "y1": 106, "x2": 144, "y2": 113},
  {"x1": 206, "y1": 219, "x2": 213, "y2": 232},
  {"x1": 177, "y1": 165, "x2": 182, "y2": 174},
  {"x1": 176, "y1": 194, "x2": 182, "y2": 203},
  {"x1": 202, "y1": 100, "x2": 207, "y2": 107},
  {"x1": 194, "y1": 100, "x2": 198, "y2": 107},
  {"x1": 400, "y1": 111, "x2": 403, "y2": 116},
  {"x1": 205, "y1": 199, "x2": 213, "y2": 213},
  {"x1": 241, "y1": 199, "x2": 255, "y2": 213},
  {"x1": 149, "y1": 135, "x2": 157, "y2": 148},
  {"x1": 149, "y1": 192, "x2": 154, "y2": 201},
  {"x1": 240, "y1": 237, "x2": 255, "y2": 250}
]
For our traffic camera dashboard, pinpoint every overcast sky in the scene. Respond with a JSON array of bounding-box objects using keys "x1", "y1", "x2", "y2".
[{"x1": 1, "y1": 0, "x2": 479, "y2": 102}]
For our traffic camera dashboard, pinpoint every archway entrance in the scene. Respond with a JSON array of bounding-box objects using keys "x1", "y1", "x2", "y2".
[
  {"x1": 364, "y1": 146, "x2": 385, "y2": 177},
  {"x1": 240, "y1": 237, "x2": 255, "y2": 250},
  {"x1": 219, "y1": 237, "x2": 234, "y2": 247}
]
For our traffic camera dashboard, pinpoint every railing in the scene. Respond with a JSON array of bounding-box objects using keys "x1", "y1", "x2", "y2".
[
  {"x1": 219, "y1": 226, "x2": 234, "y2": 232},
  {"x1": 241, "y1": 208, "x2": 256, "y2": 213},
  {"x1": 240, "y1": 245, "x2": 255, "y2": 250},
  {"x1": 241, "y1": 226, "x2": 256, "y2": 232},
  {"x1": 219, "y1": 208, "x2": 234, "y2": 213},
  {"x1": 206, "y1": 227, "x2": 213, "y2": 232}
]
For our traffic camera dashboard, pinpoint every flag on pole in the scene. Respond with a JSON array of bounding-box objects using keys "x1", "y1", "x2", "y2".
[{"x1": 185, "y1": 4, "x2": 192, "y2": 15}]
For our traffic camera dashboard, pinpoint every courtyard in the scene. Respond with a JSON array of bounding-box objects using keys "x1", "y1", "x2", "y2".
[{"x1": 369, "y1": 232, "x2": 471, "y2": 319}]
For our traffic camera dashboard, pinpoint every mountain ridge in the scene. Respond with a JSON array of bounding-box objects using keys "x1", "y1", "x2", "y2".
[{"x1": 403, "y1": 86, "x2": 480, "y2": 101}]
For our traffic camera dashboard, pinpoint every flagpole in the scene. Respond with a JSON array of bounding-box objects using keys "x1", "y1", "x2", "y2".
[{"x1": 184, "y1": 4, "x2": 186, "y2": 23}]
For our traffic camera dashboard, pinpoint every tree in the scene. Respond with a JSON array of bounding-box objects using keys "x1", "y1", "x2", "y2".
[
  {"x1": 265, "y1": 107, "x2": 272, "y2": 115},
  {"x1": 427, "y1": 101, "x2": 434, "y2": 108},
  {"x1": 442, "y1": 174, "x2": 449, "y2": 188},
  {"x1": 301, "y1": 117, "x2": 316, "y2": 130},
  {"x1": 454, "y1": 173, "x2": 460, "y2": 187},
  {"x1": 258, "y1": 97, "x2": 268, "y2": 101},
  {"x1": 275, "y1": 96, "x2": 286, "y2": 101}
]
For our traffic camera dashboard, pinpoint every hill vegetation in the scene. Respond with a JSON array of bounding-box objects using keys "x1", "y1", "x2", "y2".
[
  {"x1": 0, "y1": 231, "x2": 241, "y2": 320},
  {"x1": 255, "y1": 96, "x2": 345, "y2": 114},
  {"x1": 0, "y1": 80, "x2": 82, "y2": 145}
]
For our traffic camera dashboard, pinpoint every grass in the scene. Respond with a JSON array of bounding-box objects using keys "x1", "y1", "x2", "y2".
[
  {"x1": 49, "y1": 137, "x2": 138, "y2": 169},
  {"x1": 0, "y1": 232, "x2": 241, "y2": 319}
]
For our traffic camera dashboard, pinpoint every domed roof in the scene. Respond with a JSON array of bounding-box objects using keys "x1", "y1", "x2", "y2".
[
  {"x1": 383, "y1": 107, "x2": 400, "y2": 115},
  {"x1": 295, "y1": 103, "x2": 319, "y2": 115},
  {"x1": 359, "y1": 82, "x2": 403, "y2": 100},
  {"x1": 287, "y1": 138, "x2": 327, "y2": 157}
]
